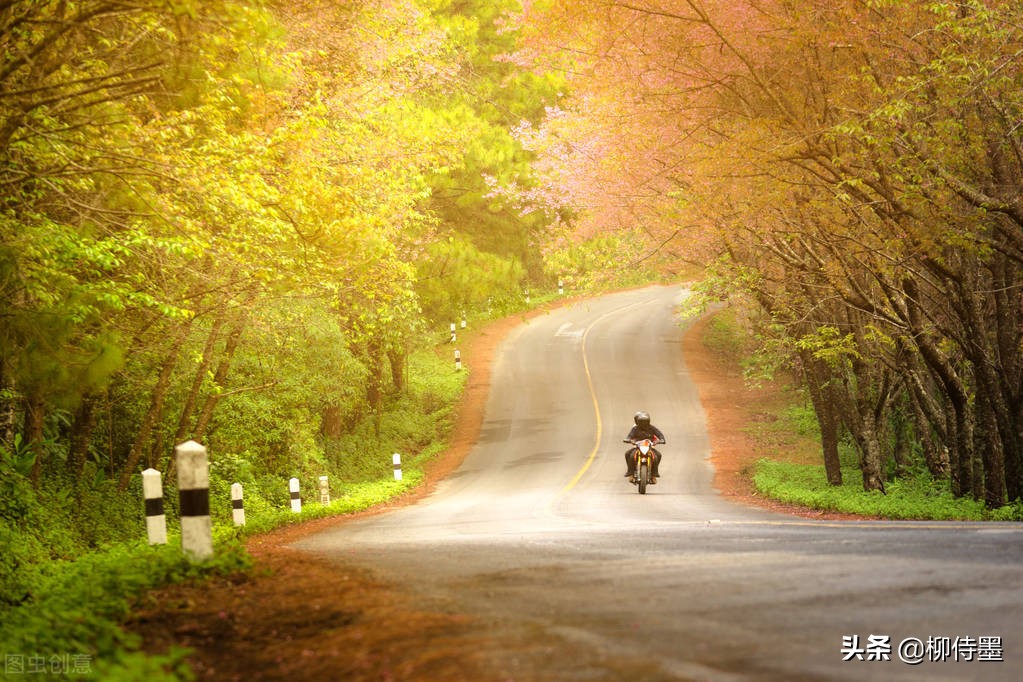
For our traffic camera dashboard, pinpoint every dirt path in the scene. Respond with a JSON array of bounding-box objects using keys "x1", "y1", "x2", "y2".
[{"x1": 127, "y1": 303, "x2": 838, "y2": 681}]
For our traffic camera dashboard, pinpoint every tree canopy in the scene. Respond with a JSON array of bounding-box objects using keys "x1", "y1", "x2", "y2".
[
  {"x1": 5, "y1": 0, "x2": 1020, "y2": 511},
  {"x1": 517, "y1": 0, "x2": 1023, "y2": 505},
  {"x1": 0, "y1": 0, "x2": 567, "y2": 490}
]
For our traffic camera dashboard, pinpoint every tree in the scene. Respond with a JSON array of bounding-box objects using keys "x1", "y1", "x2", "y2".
[{"x1": 518, "y1": 0, "x2": 1023, "y2": 503}]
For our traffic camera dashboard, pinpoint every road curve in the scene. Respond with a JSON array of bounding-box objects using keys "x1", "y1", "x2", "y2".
[{"x1": 296, "y1": 285, "x2": 1023, "y2": 681}]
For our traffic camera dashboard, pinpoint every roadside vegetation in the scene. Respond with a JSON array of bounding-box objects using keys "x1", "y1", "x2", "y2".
[
  {"x1": 0, "y1": 1, "x2": 633, "y2": 677},
  {"x1": 701, "y1": 308, "x2": 1023, "y2": 522},
  {"x1": 1, "y1": 298, "x2": 596, "y2": 679},
  {"x1": 0, "y1": 337, "x2": 463, "y2": 678},
  {"x1": 520, "y1": 2, "x2": 1023, "y2": 510},
  {"x1": 5, "y1": 0, "x2": 1023, "y2": 677}
]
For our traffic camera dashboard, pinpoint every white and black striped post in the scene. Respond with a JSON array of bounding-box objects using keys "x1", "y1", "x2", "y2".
[
  {"x1": 392, "y1": 453, "x2": 402, "y2": 481},
  {"x1": 142, "y1": 468, "x2": 167, "y2": 545},
  {"x1": 289, "y1": 477, "x2": 301, "y2": 513},
  {"x1": 176, "y1": 440, "x2": 213, "y2": 561},
  {"x1": 558, "y1": 279, "x2": 564, "y2": 295},
  {"x1": 454, "y1": 349, "x2": 462, "y2": 371},
  {"x1": 449, "y1": 322, "x2": 457, "y2": 343},
  {"x1": 319, "y1": 475, "x2": 330, "y2": 505},
  {"x1": 460, "y1": 315, "x2": 466, "y2": 329},
  {"x1": 525, "y1": 289, "x2": 530, "y2": 304},
  {"x1": 231, "y1": 482, "x2": 245, "y2": 526}
]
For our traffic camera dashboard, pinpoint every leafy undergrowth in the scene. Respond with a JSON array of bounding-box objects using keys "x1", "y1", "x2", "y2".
[
  {"x1": 0, "y1": 290, "x2": 561, "y2": 679},
  {"x1": 0, "y1": 472, "x2": 438, "y2": 680},
  {"x1": 753, "y1": 461, "x2": 1023, "y2": 521},
  {"x1": 0, "y1": 536, "x2": 248, "y2": 680},
  {"x1": 1, "y1": 382, "x2": 452, "y2": 680}
]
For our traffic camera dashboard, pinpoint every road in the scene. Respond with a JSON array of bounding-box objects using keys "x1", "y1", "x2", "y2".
[{"x1": 296, "y1": 285, "x2": 1023, "y2": 681}]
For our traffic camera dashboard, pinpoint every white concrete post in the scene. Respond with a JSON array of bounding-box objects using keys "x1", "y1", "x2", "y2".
[
  {"x1": 454, "y1": 349, "x2": 462, "y2": 371},
  {"x1": 319, "y1": 475, "x2": 330, "y2": 505},
  {"x1": 289, "y1": 477, "x2": 301, "y2": 513},
  {"x1": 176, "y1": 440, "x2": 213, "y2": 561},
  {"x1": 460, "y1": 315, "x2": 466, "y2": 329},
  {"x1": 525, "y1": 290, "x2": 531, "y2": 304},
  {"x1": 142, "y1": 468, "x2": 167, "y2": 545},
  {"x1": 449, "y1": 322, "x2": 456, "y2": 343},
  {"x1": 392, "y1": 453, "x2": 403, "y2": 481},
  {"x1": 558, "y1": 279, "x2": 564, "y2": 295},
  {"x1": 231, "y1": 482, "x2": 245, "y2": 526}
]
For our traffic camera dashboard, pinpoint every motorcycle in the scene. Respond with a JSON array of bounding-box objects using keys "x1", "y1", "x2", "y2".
[{"x1": 623, "y1": 437, "x2": 661, "y2": 494}]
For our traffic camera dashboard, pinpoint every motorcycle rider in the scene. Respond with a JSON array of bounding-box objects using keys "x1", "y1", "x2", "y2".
[{"x1": 624, "y1": 410, "x2": 665, "y2": 481}]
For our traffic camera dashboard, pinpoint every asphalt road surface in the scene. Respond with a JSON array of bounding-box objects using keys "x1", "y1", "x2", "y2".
[{"x1": 296, "y1": 285, "x2": 1023, "y2": 681}]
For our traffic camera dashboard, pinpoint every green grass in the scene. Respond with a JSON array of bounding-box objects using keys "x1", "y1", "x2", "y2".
[
  {"x1": 0, "y1": 535, "x2": 250, "y2": 680},
  {"x1": 752, "y1": 460, "x2": 1023, "y2": 521},
  {"x1": 701, "y1": 308, "x2": 747, "y2": 360},
  {"x1": 743, "y1": 392, "x2": 1023, "y2": 520},
  {"x1": 0, "y1": 442, "x2": 439, "y2": 681},
  {"x1": 229, "y1": 472, "x2": 425, "y2": 536}
]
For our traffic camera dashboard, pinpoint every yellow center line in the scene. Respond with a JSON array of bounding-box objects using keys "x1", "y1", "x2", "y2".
[
  {"x1": 559, "y1": 298, "x2": 658, "y2": 496},
  {"x1": 559, "y1": 322, "x2": 602, "y2": 494}
]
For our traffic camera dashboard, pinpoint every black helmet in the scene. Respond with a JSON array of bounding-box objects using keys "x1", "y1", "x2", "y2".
[{"x1": 634, "y1": 411, "x2": 650, "y2": 427}]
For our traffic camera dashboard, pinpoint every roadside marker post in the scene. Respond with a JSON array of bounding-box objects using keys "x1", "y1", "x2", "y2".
[
  {"x1": 231, "y1": 483, "x2": 245, "y2": 526},
  {"x1": 393, "y1": 453, "x2": 403, "y2": 481},
  {"x1": 450, "y1": 322, "x2": 457, "y2": 343},
  {"x1": 290, "y1": 477, "x2": 301, "y2": 513},
  {"x1": 176, "y1": 440, "x2": 213, "y2": 561},
  {"x1": 319, "y1": 475, "x2": 330, "y2": 505},
  {"x1": 142, "y1": 468, "x2": 167, "y2": 545},
  {"x1": 455, "y1": 349, "x2": 462, "y2": 371}
]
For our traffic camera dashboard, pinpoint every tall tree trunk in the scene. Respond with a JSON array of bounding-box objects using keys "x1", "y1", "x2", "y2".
[
  {"x1": 191, "y1": 309, "x2": 249, "y2": 443},
  {"x1": 962, "y1": 277, "x2": 1010, "y2": 506},
  {"x1": 24, "y1": 392, "x2": 46, "y2": 484},
  {"x1": 0, "y1": 363, "x2": 16, "y2": 450},
  {"x1": 902, "y1": 277, "x2": 974, "y2": 496},
  {"x1": 1009, "y1": 392, "x2": 1023, "y2": 502},
  {"x1": 890, "y1": 403, "x2": 913, "y2": 478},
  {"x1": 947, "y1": 401, "x2": 974, "y2": 498},
  {"x1": 365, "y1": 338, "x2": 384, "y2": 436},
  {"x1": 799, "y1": 351, "x2": 842, "y2": 485},
  {"x1": 908, "y1": 391, "x2": 949, "y2": 479},
  {"x1": 388, "y1": 346, "x2": 406, "y2": 395},
  {"x1": 118, "y1": 322, "x2": 191, "y2": 491},
  {"x1": 856, "y1": 417, "x2": 887, "y2": 494},
  {"x1": 320, "y1": 404, "x2": 344, "y2": 439},
  {"x1": 68, "y1": 394, "x2": 97, "y2": 477},
  {"x1": 991, "y1": 255, "x2": 1022, "y2": 501},
  {"x1": 173, "y1": 307, "x2": 228, "y2": 445},
  {"x1": 834, "y1": 349, "x2": 892, "y2": 494},
  {"x1": 975, "y1": 393, "x2": 1006, "y2": 507},
  {"x1": 817, "y1": 392, "x2": 843, "y2": 486}
]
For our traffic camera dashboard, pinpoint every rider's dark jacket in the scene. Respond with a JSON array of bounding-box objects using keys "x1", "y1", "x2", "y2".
[{"x1": 626, "y1": 423, "x2": 666, "y2": 444}]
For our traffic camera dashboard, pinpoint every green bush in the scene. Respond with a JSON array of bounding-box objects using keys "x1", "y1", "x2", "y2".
[
  {"x1": 701, "y1": 308, "x2": 745, "y2": 360},
  {"x1": 0, "y1": 297, "x2": 480, "y2": 679},
  {"x1": 0, "y1": 536, "x2": 249, "y2": 681},
  {"x1": 751, "y1": 460, "x2": 1023, "y2": 520}
]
